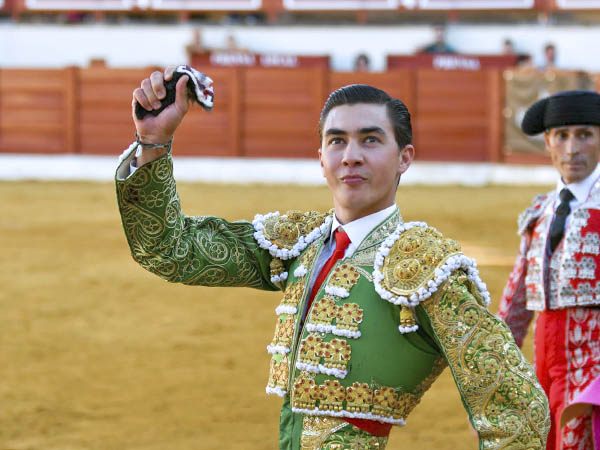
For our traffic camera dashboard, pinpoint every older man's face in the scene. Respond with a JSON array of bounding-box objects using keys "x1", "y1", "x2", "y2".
[{"x1": 544, "y1": 125, "x2": 600, "y2": 184}]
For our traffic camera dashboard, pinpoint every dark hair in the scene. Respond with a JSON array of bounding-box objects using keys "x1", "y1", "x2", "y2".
[{"x1": 318, "y1": 84, "x2": 412, "y2": 149}]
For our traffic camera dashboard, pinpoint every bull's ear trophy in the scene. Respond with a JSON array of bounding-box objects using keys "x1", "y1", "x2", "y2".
[{"x1": 135, "y1": 65, "x2": 214, "y2": 120}]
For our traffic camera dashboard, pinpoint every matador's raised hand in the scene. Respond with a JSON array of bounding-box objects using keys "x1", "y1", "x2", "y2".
[{"x1": 132, "y1": 65, "x2": 214, "y2": 146}]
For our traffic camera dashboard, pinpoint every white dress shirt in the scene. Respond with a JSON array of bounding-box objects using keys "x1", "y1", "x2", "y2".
[
  {"x1": 310, "y1": 204, "x2": 398, "y2": 285},
  {"x1": 550, "y1": 163, "x2": 600, "y2": 228}
]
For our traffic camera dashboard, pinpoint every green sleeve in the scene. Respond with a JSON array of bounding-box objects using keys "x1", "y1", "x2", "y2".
[
  {"x1": 416, "y1": 272, "x2": 550, "y2": 450},
  {"x1": 115, "y1": 152, "x2": 278, "y2": 291}
]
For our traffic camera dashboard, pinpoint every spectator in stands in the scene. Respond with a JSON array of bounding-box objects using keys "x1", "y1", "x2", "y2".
[
  {"x1": 353, "y1": 53, "x2": 370, "y2": 72},
  {"x1": 185, "y1": 28, "x2": 206, "y2": 57},
  {"x1": 116, "y1": 68, "x2": 551, "y2": 450},
  {"x1": 503, "y1": 38, "x2": 516, "y2": 55},
  {"x1": 418, "y1": 24, "x2": 456, "y2": 54},
  {"x1": 539, "y1": 43, "x2": 557, "y2": 71},
  {"x1": 224, "y1": 34, "x2": 251, "y2": 54}
]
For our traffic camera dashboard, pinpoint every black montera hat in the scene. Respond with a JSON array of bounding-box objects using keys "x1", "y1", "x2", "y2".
[{"x1": 521, "y1": 90, "x2": 600, "y2": 135}]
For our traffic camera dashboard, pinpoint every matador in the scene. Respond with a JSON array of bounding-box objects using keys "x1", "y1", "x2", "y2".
[{"x1": 116, "y1": 66, "x2": 550, "y2": 449}]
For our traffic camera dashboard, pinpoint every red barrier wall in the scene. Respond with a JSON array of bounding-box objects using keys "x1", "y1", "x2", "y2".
[{"x1": 0, "y1": 66, "x2": 504, "y2": 162}]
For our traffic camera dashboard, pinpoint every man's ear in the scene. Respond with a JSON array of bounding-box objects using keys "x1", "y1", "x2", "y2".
[
  {"x1": 398, "y1": 145, "x2": 415, "y2": 175},
  {"x1": 318, "y1": 147, "x2": 325, "y2": 175}
]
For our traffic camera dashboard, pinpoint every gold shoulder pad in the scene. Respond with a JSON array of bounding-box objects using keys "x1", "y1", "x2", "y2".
[
  {"x1": 380, "y1": 225, "x2": 462, "y2": 297},
  {"x1": 253, "y1": 210, "x2": 333, "y2": 260}
]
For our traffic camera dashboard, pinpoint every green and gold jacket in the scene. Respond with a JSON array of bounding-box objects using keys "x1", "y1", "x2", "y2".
[{"x1": 116, "y1": 146, "x2": 550, "y2": 449}]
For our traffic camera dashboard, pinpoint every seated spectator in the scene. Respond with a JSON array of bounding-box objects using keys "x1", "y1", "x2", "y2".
[
  {"x1": 503, "y1": 38, "x2": 516, "y2": 55},
  {"x1": 354, "y1": 53, "x2": 370, "y2": 72},
  {"x1": 418, "y1": 24, "x2": 456, "y2": 54},
  {"x1": 538, "y1": 43, "x2": 557, "y2": 71},
  {"x1": 185, "y1": 28, "x2": 206, "y2": 56},
  {"x1": 224, "y1": 34, "x2": 251, "y2": 54}
]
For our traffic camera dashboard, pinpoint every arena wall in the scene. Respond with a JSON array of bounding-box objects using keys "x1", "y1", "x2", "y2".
[{"x1": 0, "y1": 66, "x2": 509, "y2": 162}]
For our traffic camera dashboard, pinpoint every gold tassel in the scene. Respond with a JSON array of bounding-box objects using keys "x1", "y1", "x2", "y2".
[
  {"x1": 270, "y1": 258, "x2": 285, "y2": 279},
  {"x1": 399, "y1": 305, "x2": 416, "y2": 329}
]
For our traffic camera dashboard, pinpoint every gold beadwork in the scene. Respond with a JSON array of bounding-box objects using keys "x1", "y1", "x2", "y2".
[
  {"x1": 263, "y1": 210, "x2": 330, "y2": 250},
  {"x1": 269, "y1": 315, "x2": 296, "y2": 348},
  {"x1": 277, "y1": 282, "x2": 304, "y2": 311},
  {"x1": 310, "y1": 296, "x2": 338, "y2": 325},
  {"x1": 317, "y1": 379, "x2": 346, "y2": 412},
  {"x1": 381, "y1": 226, "x2": 462, "y2": 296},
  {"x1": 372, "y1": 386, "x2": 398, "y2": 417},
  {"x1": 346, "y1": 382, "x2": 373, "y2": 413},
  {"x1": 270, "y1": 258, "x2": 286, "y2": 279},
  {"x1": 267, "y1": 355, "x2": 289, "y2": 392},
  {"x1": 336, "y1": 303, "x2": 364, "y2": 332},
  {"x1": 299, "y1": 334, "x2": 323, "y2": 366},
  {"x1": 319, "y1": 338, "x2": 351, "y2": 370},
  {"x1": 399, "y1": 305, "x2": 416, "y2": 329},
  {"x1": 327, "y1": 264, "x2": 360, "y2": 292},
  {"x1": 293, "y1": 372, "x2": 318, "y2": 410}
]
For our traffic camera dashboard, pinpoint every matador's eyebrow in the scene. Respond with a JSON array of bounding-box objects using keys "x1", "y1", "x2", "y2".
[{"x1": 324, "y1": 126, "x2": 386, "y2": 136}]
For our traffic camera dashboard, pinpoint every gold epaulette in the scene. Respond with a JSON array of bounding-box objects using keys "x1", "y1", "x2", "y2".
[
  {"x1": 373, "y1": 222, "x2": 490, "y2": 333},
  {"x1": 253, "y1": 210, "x2": 333, "y2": 260}
]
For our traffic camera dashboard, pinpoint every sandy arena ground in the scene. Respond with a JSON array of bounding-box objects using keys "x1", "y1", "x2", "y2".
[{"x1": 0, "y1": 180, "x2": 550, "y2": 450}]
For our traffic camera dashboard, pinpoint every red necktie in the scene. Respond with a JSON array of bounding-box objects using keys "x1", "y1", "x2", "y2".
[{"x1": 306, "y1": 228, "x2": 351, "y2": 311}]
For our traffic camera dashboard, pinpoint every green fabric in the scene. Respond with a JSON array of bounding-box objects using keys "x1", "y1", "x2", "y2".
[
  {"x1": 116, "y1": 150, "x2": 277, "y2": 291},
  {"x1": 279, "y1": 397, "x2": 303, "y2": 450}
]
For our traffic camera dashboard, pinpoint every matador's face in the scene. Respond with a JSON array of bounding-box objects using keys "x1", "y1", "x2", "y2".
[{"x1": 318, "y1": 103, "x2": 413, "y2": 224}]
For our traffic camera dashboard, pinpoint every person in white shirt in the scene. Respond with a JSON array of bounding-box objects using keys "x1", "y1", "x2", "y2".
[
  {"x1": 116, "y1": 67, "x2": 549, "y2": 449},
  {"x1": 499, "y1": 90, "x2": 600, "y2": 450}
]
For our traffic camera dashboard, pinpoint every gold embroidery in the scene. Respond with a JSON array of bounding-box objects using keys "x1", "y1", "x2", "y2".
[
  {"x1": 311, "y1": 296, "x2": 339, "y2": 325},
  {"x1": 317, "y1": 379, "x2": 346, "y2": 412},
  {"x1": 291, "y1": 359, "x2": 446, "y2": 423},
  {"x1": 277, "y1": 282, "x2": 304, "y2": 312},
  {"x1": 263, "y1": 210, "x2": 331, "y2": 250},
  {"x1": 270, "y1": 315, "x2": 296, "y2": 349},
  {"x1": 319, "y1": 338, "x2": 352, "y2": 371},
  {"x1": 346, "y1": 382, "x2": 373, "y2": 413},
  {"x1": 301, "y1": 243, "x2": 320, "y2": 270},
  {"x1": 372, "y1": 386, "x2": 398, "y2": 417},
  {"x1": 327, "y1": 264, "x2": 360, "y2": 293},
  {"x1": 300, "y1": 416, "x2": 348, "y2": 450},
  {"x1": 267, "y1": 354, "x2": 289, "y2": 392},
  {"x1": 117, "y1": 156, "x2": 272, "y2": 289},
  {"x1": 421, "y1": 274, "x2": 550, "y2": 449},
  {"x1": 399, "y1": 305, "x2": 416, "y2": 329},
  {"x1": 381, "y1": 226, "x2": 461, "y2": 295},
  {"x1": 336, "y1": 303, "x2": 364, "y2": 333},
  {"x1": 299, "y1": 334, "x2": 323, "y2": 366},
  {"x1": 293, "y1": 372, "x2": 319, "y2": 409},
  {"x1": 270, "y1": 257, "x2": 286, "y2": 281}
]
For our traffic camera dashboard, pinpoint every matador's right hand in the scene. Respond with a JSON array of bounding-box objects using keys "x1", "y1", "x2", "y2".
[{"x1": 132, "y1": 65, "x2": 190, "y2": 145}]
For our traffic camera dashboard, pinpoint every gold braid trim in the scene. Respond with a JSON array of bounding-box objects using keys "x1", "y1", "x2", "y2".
[{"x1": 421, "y1": 273, "x2": 550, "y2": 450}]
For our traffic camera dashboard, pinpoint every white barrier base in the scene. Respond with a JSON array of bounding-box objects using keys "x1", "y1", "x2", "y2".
[{"x1": 0, "y1": 153, "x2": 557, "y2": 186}]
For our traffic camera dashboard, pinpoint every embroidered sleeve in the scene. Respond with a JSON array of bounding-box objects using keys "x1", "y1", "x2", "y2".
[
  {"x1": 419, "y1": 272, "x2": 550, "y2": 450},
  {"x1": 497, "y1": 234, "x2": 535, "y2": 347},
  {"x1": 115, "y1": 152, "x2": 276, "y2": 290}
]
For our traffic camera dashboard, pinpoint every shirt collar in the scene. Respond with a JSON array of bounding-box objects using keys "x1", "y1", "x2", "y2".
[
  {"x1": 557, "y1": 163, "x2": 600, "y2": 203},
  {"x1": 329, "y1": 204, "x2": 398, "y2": 249}
]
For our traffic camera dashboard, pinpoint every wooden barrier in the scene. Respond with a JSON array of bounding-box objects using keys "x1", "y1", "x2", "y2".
[{"x1": 0, "y1": 66, "x2": 506, "y2": 162}]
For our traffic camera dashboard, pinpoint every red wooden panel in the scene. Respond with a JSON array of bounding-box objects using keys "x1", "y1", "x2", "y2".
[
  {"x1": 415, "y1": 70, "x2": 491, "y2": 161},
  {"x1": 328, "y1": 71, "x2": 416, "y2": 112},
  {"x1": 0, "y1": 69, "x2": 67, "y2": 153},
  {"x1": 242, "y1": 67, "x2": 324, "y2": 158}
]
